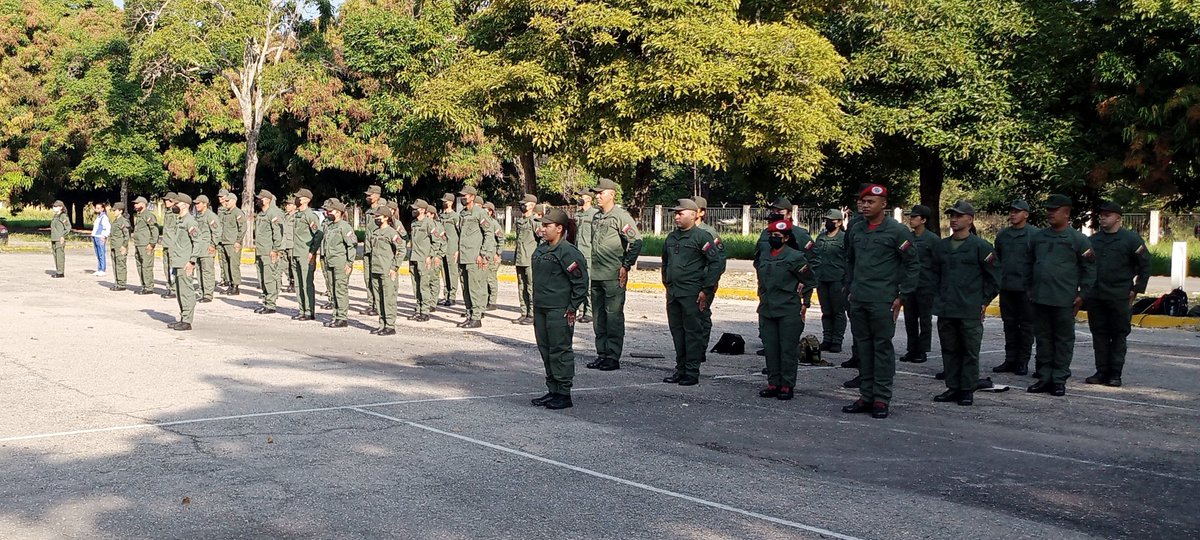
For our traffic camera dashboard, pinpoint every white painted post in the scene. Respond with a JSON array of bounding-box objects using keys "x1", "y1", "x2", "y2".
[
  {"x1": 893, "y1": 207, "x2": 903, "y2": 222},
  {"x1": 742, "y1": 205, "x2": 751, "y2": 235},
  {"x1": 1082, "y1": 221, "x2": 1093, "y2": 236},
  {"x1": 1149, "y1": 210, "x2": 1161, "y2": 245},
  {"x1": 1172, "y1": 241, "x2": 1188, "y2": 290},
  {"x1": 353, "y1": 206, "x2": 361, "y2": 229},
  {"x1": 653, "y1": 205, "x2": 663, "y2": 235},
  {"x1": 505, "y1": 206, "x2": 513, "y2": 234},
  {"x1": 792, "y1": 205, "x2": 801, "y2": 226}
]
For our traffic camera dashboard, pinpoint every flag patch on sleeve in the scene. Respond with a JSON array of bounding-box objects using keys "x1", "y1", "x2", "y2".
[
  {"x1": 1135, "y1": 244, "x2": 1147, "y2": 255},
  {"x1": 702, "y1": 242, "x2": 712, "y2": 252},
  {"x1": 1082, "y1": 248, "x2": 1095, "y2": 260},
  {"x1": 899, "y1": 239, "x2": 913, "y2": 252},
  {"x1": 804, "y1": 240, "x2": 814, "y2": 251},
  {"x1": 985, "y1": 252, "x2": 997, "y2": 264},
  {"x1": 622, "y1": 223, "x2": 634, "y2": 235},
  {"x1": 567, "y1": 261, "x2": 582, "y2": 278}
]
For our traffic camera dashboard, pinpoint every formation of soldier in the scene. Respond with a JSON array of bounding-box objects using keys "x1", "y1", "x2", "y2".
[{"x1": 57, "y1": 180, "x2": 1151, "y2": 416}]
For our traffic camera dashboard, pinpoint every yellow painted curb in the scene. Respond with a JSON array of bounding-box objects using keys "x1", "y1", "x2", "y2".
[{"x1": 985, "y1": 304, "x2": 1200, "y2": 329}]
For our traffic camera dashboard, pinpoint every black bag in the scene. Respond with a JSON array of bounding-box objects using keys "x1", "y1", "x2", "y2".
[
  {"x1": 1131, "y1": 297, "x2": 1157, "y2": 315},
  {"x1": 710, "y1": 333, "x2": 745, "y2": 355},
  {"x1": 1162, "y1": 288, "x2": 1189, "y2": 317}
]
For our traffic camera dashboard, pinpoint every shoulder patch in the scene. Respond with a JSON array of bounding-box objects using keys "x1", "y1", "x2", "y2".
[
  {"x1": 804, "y1": 240, "x2": 814, "y2": 251},
  {"x1": 621, "y1": 223, "x2": 635, "y2": 235},
  {"x1": 713, "y1": 236, "x2": 721, "y2": 245},
  {"x1": 188, "y1": 226, "x2": 197, "y2": 236},
  {"x1": 1082, "y1": 247, "x2": 1095, "y2": 260},
  {"x1": 271, "y1": 216, "x2": 279, "y2": 223},
  {"x1": 1135, "y1": 244, "x2": 1147, "y2": 255},
  {"x1": 702, "y1": 241, "x2": 713, "y2": 253},
  {"x1": 899, "y1": 239, "x2": 913, "y2": 252},
  {"x1": 984, "y1": 252, "x2": 997, "y2": 265},
  {"x1": 567, "y1": 260, "x2": 582, "y2": 278},
  {"x1": 800, "y1": 264, "x2": 810, "y2": 274}
]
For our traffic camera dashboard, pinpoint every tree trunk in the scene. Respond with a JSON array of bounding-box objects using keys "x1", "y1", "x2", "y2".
[
  {"x1": 626, "y1": 158, "x2": 654, "y2": 220},
  {"x1": 519, "y1": 150, "x2": 537, "y2": 195},
  {"x1": 919, "y1": 147, "x2": 944, "y2": 234},
  {"x1": 241, "y1": 131, "x2": 260, "y2": 245},
  {"x1": 119, "y1": 178, "x2": 128, "y2": 211}
]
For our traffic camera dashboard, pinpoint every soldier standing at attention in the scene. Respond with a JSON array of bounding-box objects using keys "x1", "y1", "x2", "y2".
[
  {"x1": 842, "y1": 184, "x2": 920, "y2": 419},
  {"x1": 193, "y1": 195, "x2": 222, "y2": 303},
  {"x1": 1084, "y1": 201, "x2": 1150, "y2": 387},
  {"x1": 281, "y1": 197, "x2": 297, "y2": 294},
  {"x1": 483, "y1": 201, "x2": 504, "y2": 311},
  {"x1": 367, "y1": 208, "x2": 402, "y2": 335},
  {"x1": 931, "y1": 202, "x2": 1000, "y2": 406},
  {"x1": 217, "y1": 190, "x2": 246, "y2": 295},
  {"x1": 529, "y1": 207, "x2": 590, "y2": 410},
  {"x1": 318, "y1": 200, "x2": 335, "y2": 310},
  {"x1": 991, "y1": 200, "x2": 1038, "y2": 375},
  {"x1": 160, "y1": 193, "x2": 178, "y2": 298},
  {"x1": 585, "y1": 178, "x2": 643, "y2": 371},
  {"x1": 514, "y1": 194, "x2": 540, "y2": 324},
  {"x1": 691, "y1": 196, "x2": 727, "y2": 362},
  {"x1": 254, "y1": 190, "x2": 286, "y2": 315},
  {"x1": 660, "y1": 199, "x2": 724, "y2": 386},
  {"x1": 49, "y1": 200, "x2": 70, "y2": 278},
  {"x1": 1026, "y1": 195, "x2": 1097, "y2": 396},
  {"x1": 456, "y1": 186, "x2": 496, "y2": 328},
  {"x1": 439, "y1": 193, "x2": 461, "y2": 306},
  {"x1": 291, "y1": 189, "x2": 322, "y2": 321},
  {"x1": 756, "y1": 220, "x2": 815, "y2": 400},
  {"x1": 753, "y1": 197, "x2": 815, "y2": 360},
  {"x1": 814, "y1": 209, "x2": 848, "y2": 353},
  {"x1": 131, "y1": 196, "x2": 159, "y2": 294},
  {"x1": 901, "y1": 205, "x2": 939, "y2": 364},
  {"x1": 108, "y1": 202, "x2": 131, "y2": 291},
  {"x1": 321, "y1": 200, "x2": 356, "y2": 328},
  {"x1": 361, "y1": 185, "x2": 386, "y2": 316},
  {"x1": 574, "y1": 190, "x2": 598, "y2": 323},
  {"x1": 168, "y1": 194, "x2": 203, "y2": 331},
  {"x1": 407, "y1": 199, "x2": 441, "y2": 322}
]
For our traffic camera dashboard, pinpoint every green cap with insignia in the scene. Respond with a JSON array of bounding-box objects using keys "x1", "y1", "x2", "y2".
[
  {"x1": 670, "y1": 198, "x2": 700, "y2": 212},
  {"x1": 1043, "y1": 194, "x2": 1073, "y2": 209},
  {"x1": 944, "y1": 200, "x2": 975, "y2": 216},
  {"x1": 1098, "y1": 200, "x2": 1123, "y2": 214},
  {"x1": 1009, "y1": 200, "x2": 1031, "y2": 213},
  {"x1": 768, "y1": 197, "x2": 791, "y2": 210},
  {"x1": 823, "y1": 209, "x2": 844, "y2": 221},
  {"x1": 910, "y1": 205, "x2": 932, "y2": 218},
  {"x1": 540, "y1": 207, "x2": 570, "y2": 226},
  {"x1": 590, "y1": 178, "x2": 619, "y2": 193}
]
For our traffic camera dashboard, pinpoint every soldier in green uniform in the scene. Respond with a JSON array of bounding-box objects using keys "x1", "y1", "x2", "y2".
[
  {"x1": 1084, "y1": 201, "x2": 1150, "y2": 387},
  {"x1": 991, "y1": 200, "x2": 1039, "y2": 375},
  {"x1": 930, "y1": 201, "x2": 1000, "y2": 406},
  {"x1": 753, "y1": 197, "x2": 816, "y2": 359},
  {"x1": 456, "y1": 186, "x2": 496, "y2": 328},
  {"x1": 660, "y1": 199, "x2": 725, "y2": 385},
  {"x1": 131, "y1": 196, "x2": 159, "y2": 294},
  {"x1": 691, "y1": 196, "x2": 727, "y2": 362},
  {"x1": 160, "y1": 193, "x2": 178, "y2": 298},
  {"x1": 439, "y1": 193, "x2": 461, "y2": 306},
  {"x1": 574, "y1": 190, "x2": 598, "y2": 323},
  {"x1": 529, "y1": 207, "x2": 590, "y2": 410},
  {"x1": 361, "y1": 185, "x2": 386, "y2": 316},
  {"x1": 49, "y1": 200, "x2": 70, "y2": 278},
  {"x1": 514, "y1": 194, "x2": 540, "y2": 324},
  {"x1": 217, "y1": 190, "x2": 247, "y2": 295},
  {"x1": 585, "y1": 178, "x2": 643, "y2": 371},
  {"x1": 483, "y1": 201, "x2": 503, "y2": 310},
  {"x1": 842, "y1": 184, "x2": 920, "y2": 419},
  {"x1": 1026, "y1": 194, "x2": 1097, "y2": 396},
  {"x1": 291, "y1": 189, "x2": 322, "y2": 321},
  {"x1": 168, "y1": 194, "x2": 203, "y2": 331},
  {"x1": 407, "y1": 199, "x2": 442, "y2": 322},
  {"x1": 281, "y1": 197, "x2": 297, "y2": 293},
  {"x1": 317, "y1": 201, "x2": 335, "y2": 310},
  {"x1": 253, "y1": 190, "x2": 286, "y2": 314},
  {"x1": 366, "y1": 208, "x2": 402, "y2": 335},
  {"x1": 900, "y1": 205, "x2": 939, "y2": 364},
  {"x1": 840, "y1": 196, "x2": 868, "y2": 386},
  {"x1": 193, "y1": 195, "x2": 221, "y2": 303},
  {"x1": 813, "y1": 209, "x2": 848, "y2": 352},
  {"x1": 108, "y1": 202, "x2": 131, "y2": 290},
  {"x1": 321, "y1": 200, "x2": 356, "y2": 328},
  {"x1": 756, "y1": 220, "x2": 815, "y2": 400}
]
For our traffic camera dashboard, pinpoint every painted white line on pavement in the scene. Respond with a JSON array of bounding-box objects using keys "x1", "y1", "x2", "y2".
[
  {"x1": 711, "y1": 366, "x2": 833, "y2": 380},
  {"x1": 989, "y1": 446, "x2": 1200, "y2": 482},
  {"x1": 893, "y1": 371, "x2": 1197, "y2": 413},
  {"x1": 923, "y1": 349, "x2": 1004, "y2": 361},
  {"x1": 349, "y1": 407, "x2": 867, "y2": 540}
]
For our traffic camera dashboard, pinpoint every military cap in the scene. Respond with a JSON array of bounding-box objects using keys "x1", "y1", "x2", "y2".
[
  {"x1": 194, "y1": 195, "x2": 210, "y2": 204},
  {"x1": 222, "y1": 191, "x2": 238, "y2": 202},
  {"x1": 521, "y1": 194, "x2": 538, "y2": 204},
  {"x1": 577, "y1": 188, "x2": 594, "y2": 197},
  {"x1": 296, "y1": 188, "x2": 313, "y2": 200},
  {"x1": 1098, "y1": 200, "x2": 1123, "y2": 214},
  {"x1": 364, "y1": 185, "x2": 382, "y2": 195},
  {"x1": 484, "y1": 201, "x2": 496, "y2": 211},
  {"x1": 441, "y1": 193, "x2": 455, "y2": 202},
  {"x1": 540, "y1": 207, "x2": 570, "y2": 226},
  {"x1": 944, "y1": 200, "x2": 976, "y2": 216},
  {"x1": 768, "y1": 197, "x2": 792, "y2": 210},
  {"x1": 52, "y1": 200, "x2": 64, "y2": 208},
  {"x1": 767, "y1": 220, "x2": 791, "y2": 234},
  {"x1": 217, "y1": 188, "x2": 230, "y2": 197},
  {"x1": 112, "y1": 202, "x2": 126, "y2": 211},
  {"x1": 321, "y1": 198, "x2": 340, "y2": 209},
  {"x1": 329, "y1": 201, "x2": 347, "y2": 213},
  {"x1": 670, "y1": 198, "x2": 700, "y2": 212},
  {"x1": 459, "y1": 185, "x2": 478, "y2": 195},
  {"x1": 256, "y1": 189, "x2": 274, "y2": 200},
  {"x1": 366, "y1": 207, "x2": 381, "y2": 216},
  {"x1": 910, "y1": 205, "x2": 932, "y2": 218},
  {"x1": 692, "y1": 196, "x2": 708, "y2": 209},
  {"x1": 1009, "y1": 200, "x2": 1031, "y2": 213},
  {"x1": 133, "y1": 196, "x2": 148, "y2": 205},
  {"x1": 591, "y1": 178, "x2": 619, "y2": 193},
  {"x1": 411, "y1": 198, "x2": 429, "y2": 211},
  {"x1": 163, "y1": 192, "x2": 176, "y2": 202},
  {"x1": 284, "y1": 195, "x2": 298, "y2": 205},
  {"x1": 386, "y1": 200, "x2": 399, "y2": 212},
  {"x1": 823, "y1": 209, "x2": 844, "y2": 221},
  {"x1": 174, "y1": 193, "x2": 193, "y2": 205},
  {"x1": 860, "y1": 184, "x2": 888, "y2": 198},
  {"x1": 1043, "y1": 194, "x2": 1073, "y2": 209}
]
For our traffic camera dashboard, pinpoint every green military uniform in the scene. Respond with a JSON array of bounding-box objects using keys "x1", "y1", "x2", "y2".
[
  {"x1": 440, "y1": 200, "x2": 461, "y2": 304},
  {"x1": 109, "y1": 208, "x2": 131, "y2": 288},
  {"x1": 368, "y1": 219, "x2": 402, "y2": 332},
  {"x1": 281, "y1": 207, "x2": 296, "y2": 290},
  {"x1": 161, "y1": 200, "x2": 177, "y2": 291},
  {"x1": 486, "y1": 210, "x2": 504, "y2": 308},
  {"x1": 131, "y1": 202, "x2": 159, "y2": 291},
  {"x1": 318, "y1": 215, "x2": 334, "y2": 308},
  {"x1": 1086, "y1": 211, "x2": 1150, "y2": 384},
  {"x1": 515, "y1": 211, "x2": 539, "y2": 318},
  {"x1": 694, "y1": 216, "x2": 727, "y2": 362},
  {"x1": 903, "y1": 226, "x2": 940, "y2": 361},
  {"x1": 661, "y1": 210, "x2": 724, "y2": 382},
  {"x1": 931, "y1": 217, "x2": 1000, "y2": 401},
  {"x1": 756, "y1": 233, "x2": 815, "y2": 391},
  {"x1": 171, "y1": 204, "x2": 204, "y2": 326},
  {"x1": 362, "y1": 197, "x2": 386, "y2": 313},
  {"x1": 321, "y1": 211, "x2": 357, "y2": 324},
  {"x1": 254, "y1": 197, "x2": 286, "y2": 310},
  {"x1": 813, "y1": 220, "x2": 848, "y2": 349},
  {"x1": 588, "y1": 196, "x2": 643, "y2": 369},
  {"x1": 1026, "y1": 200, "x2": 1097, "y2": 388},
  {"x1": 196, "y1": 204, "x2": 222, "y2": 301},
  {"x1": 993, "y1": 206, "x2": 1040, "y2": 373},
  {"x1": 753, "y1": 206, "x2": 815, "y2": 361},
  {"x1": 217, "y1": 200, "x2": 247, "y2": 290},
  {"x1": 457, "y1": 202, "x2": 497, "y2": 323},
  {"x1": 291, "y1": 204, "x2": 322, "y2": 318},
  {"x1": 429, "y1": 216, "x2": 445, "y2": 307},
  {"x1": 531, "y1": 211, "x2": 589, "y2": 406},
  {"x1": 574, "y1": 204, "x2": 598, "y2": 319},
  {"x1": 49, "y1": 205, "x2": 70, "y2": 276},
  {"x1": 845, "y1": 214, "x2": 920, "y2": 407},
  {"x1": 408, "y1": 205, "x2": 443, "y2": 318}
]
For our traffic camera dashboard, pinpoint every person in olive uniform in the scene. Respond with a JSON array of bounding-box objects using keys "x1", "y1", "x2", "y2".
[
  {"x1": 1085, "y1": 201, "x2": 1150, "y2": 387},
  {"x1": 439, "y1": 193, "x2": 461, "y2": 306},
  {"x1": 366, "y1": 208, "x2": 402, "y2": 335},
  {"x1": 193, "y1": 195, "x2": 222, "y2": 302},
  {"x1": 456, "y1": 186, "x2": 497, "y2": 328},
  {"x1": 291, "y1": 189, "x2": 322, "y2": 321},
  {"x1": 841, "y1": 195, "x2": 869, "y2": 384},
  {"x1": 108, "y1": 202, "x2": 131, "y2": 290},
  {"x1": 483, "y1": 201, "x2": 504, "y2": 310},
  {"x1": 407, "y1": 200, "x2": 443, "y2": 321},
  {"x1": 254, "y1": 190, "x2": 287, "y2": 314},
  {"x1": 321, "y1": 200, "x2": 357, "y2": 327},
  {"x1": 992, "y1": 200, "x2": 1039, "y2": 375},
  {"x1": 930, "y1": 201, "x2": 1000, "y2": 406},
  {"x1": 1026, "y1": 195, "x2": 1097, "y2": 396},
  {"x1": 661, "y1": 199, "x2": 725, "y2": 385},
  {"x1": 49, "y1": 200, "x2": 70, "y2": 277},
  {"x1": 753, "y1": 197, "x2": 815, "y2": 359},
  {"x1": 814, "y1": 209, "x2": 848, "y2": 352},
  {"x1": 691, "y1": 196, "x2": 727, "y2": 362},
  {"x1": 361, "y1": 185, "x2": 386, "y2": 316},
  {"x1": 281, "y1": 198, "x2": 297, "y2": 293},
  {"x1": 428, "y1": 204, "x2": 445, "y2": 311},
  {"x1": 756, "y1": 220, "x2": 815, "y2": 400},
  {"x1": 900, "y1": 205, "x2": 939, "y2": 364},
  {"x1": 528, "y1": 208, "x2": 590, "y2": 410},
  {"x1": 585, "y1": 178, "x2": 643, "y2": 371},
  {"x1": 168, "y1": 194, "x2": 204, "y2": 331},
  {"x1": 131, "y1": 196, "x2": 159, "y2": 294},
  {"x1": 842, "y1": 184, "x2": 920, "y2": 419},
  {"x1": 160, "y1": 193, "x2": 177, "y2": 297},
  {"x1": 217, "y1": 190, "x2": 247, "y2": 294},
  {"x1": 317, "y1": 200, "x2": 336, "y2": 310},
  {"x1": 514, "y1": 194, "x2": 540, "y2": 324},
  {"x1": 574, "y1": 190, "x2": 598, "y2": 323}
]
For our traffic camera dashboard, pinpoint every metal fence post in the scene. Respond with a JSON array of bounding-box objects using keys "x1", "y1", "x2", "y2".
[{"x1": 742, "y1": 205, "x2": 751, "y2": 235}]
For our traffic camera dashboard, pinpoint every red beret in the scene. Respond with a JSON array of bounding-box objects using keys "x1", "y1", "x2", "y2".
[
  {"x1": 860, "y1": 184, "x2": 887, "y2": 198},
  {"x1": 767, "y1": 220, "x2": 790, "y2": 233}
]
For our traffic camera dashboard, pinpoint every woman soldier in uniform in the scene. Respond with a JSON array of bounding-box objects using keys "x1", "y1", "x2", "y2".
[
  {"x1": 529, "y1": 208, "x2": 589, "y2": 410},
  {"x1": 367, "y1": 208, "x2": 402, "y2": 336},
  {"x1": 756, "y1": 220, "x2": 815, "y2": 400}
]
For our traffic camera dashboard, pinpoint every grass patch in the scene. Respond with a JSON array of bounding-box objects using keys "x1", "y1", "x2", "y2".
[
  {"x1": 1147, "y1": 241, "x2": 1200, "y2": 277},
  {"x1": 640, "y1": 234, "x2": 758, "y2": 260},
  {"x1": 1, "y1": 207, "x2": 54, "y2": 230}
]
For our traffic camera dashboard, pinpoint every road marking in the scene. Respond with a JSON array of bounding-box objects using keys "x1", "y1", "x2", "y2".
[
  {"x1": 923, "y1": 349, "x2": 1004, "y2": 361},
  {"x1": 892, "y1": 371, "x2": 1197, "y2": 413},
  {"x1": 989, "y1": 446, "x2": 1200, "y2": 482},
  {"x1": 711, "y1": 366, "x2": 833, "y2": 380},
  {"x1": 349, "y1": 407, "x2": 866, "y2": 540}
]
